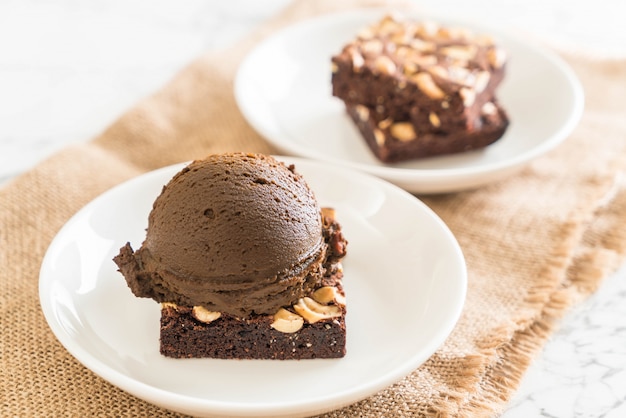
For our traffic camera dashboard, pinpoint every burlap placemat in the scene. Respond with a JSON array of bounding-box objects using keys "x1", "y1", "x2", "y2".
[{"x1": 2, "y1": 0, "x2": 626, "y2": 416}]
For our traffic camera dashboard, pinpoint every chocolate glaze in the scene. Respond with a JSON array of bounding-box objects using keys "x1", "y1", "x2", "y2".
[{"x1": 114, "y1": 153, "x2": 328, "y2": 317}]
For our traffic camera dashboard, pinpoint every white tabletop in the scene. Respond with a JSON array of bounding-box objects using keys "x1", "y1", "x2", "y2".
[{"x1": 2, "y1": 0, "x2": 625, "y2": 416}]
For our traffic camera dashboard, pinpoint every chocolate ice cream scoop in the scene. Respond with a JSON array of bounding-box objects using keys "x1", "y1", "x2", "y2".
[{"x1": 114, "y1": 153, "x2": 329, "y2": 317}]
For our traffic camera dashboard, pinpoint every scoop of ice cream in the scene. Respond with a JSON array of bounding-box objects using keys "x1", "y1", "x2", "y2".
[{"x1": 114, "y1": 153, "x2": 327, "y2": 317}]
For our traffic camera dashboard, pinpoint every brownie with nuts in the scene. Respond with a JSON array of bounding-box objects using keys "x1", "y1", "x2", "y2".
[
  {"x1": 159, "y1": 208, "x2": 348, "y2": 359},
  {"x1": 114, "y1": 153, "x2": 350, "y2": 360},
  {"x1": 331, "y1": 14, "x2": 509, "y2": 161},
  {"x1": 347, "y1": 101, "x2": 508, "y2": 163},
  {"x1": 160, "y1": 274, "x2": 346, "y2": 360}
]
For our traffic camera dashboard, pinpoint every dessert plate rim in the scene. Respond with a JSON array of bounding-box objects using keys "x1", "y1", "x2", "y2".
[
  {"x1": 234, "y1": 9, "x2": 584, "y2": 194},
  {"x1": 39, "y1": 156, "x2": 467, "y2": 417}
]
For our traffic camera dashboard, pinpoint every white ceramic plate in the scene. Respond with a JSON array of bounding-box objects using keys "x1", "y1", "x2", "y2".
[
  {"x1": 235, "y1": 10, "x2": 584, "y2": 194},
  {"x1": 39, "y1": 157, "x2": 466, "y2": 418}
]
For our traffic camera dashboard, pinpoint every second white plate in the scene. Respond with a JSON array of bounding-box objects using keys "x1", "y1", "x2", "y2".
[
  {"x1": 235, "y1": 9, "x2": 584, "y2": 194},
  {"x1": 39, "y1": 157, "x2": 466, "y2": 417}
]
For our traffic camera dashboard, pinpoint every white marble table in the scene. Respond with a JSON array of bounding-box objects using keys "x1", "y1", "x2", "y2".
[{"x1": 2, "y1": 1, "x2": 625, "y2": 416}]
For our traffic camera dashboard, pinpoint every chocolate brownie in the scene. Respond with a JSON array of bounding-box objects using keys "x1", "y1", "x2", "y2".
[
  {"x1": 331, "y1": 14, "x2": 507, "y2": 132},
  {"x1": 159, "y1": 208, "x2": 349, "y2": 359},
  {"x1": 347, "y1": 101, "x2": 509, "y2": 163},
  {"x1": 160, "y1": 280, "x2": 346, "y2": 359},
  {"x1": 331, "y1": 14, "x2": 509, "y2": 162}
]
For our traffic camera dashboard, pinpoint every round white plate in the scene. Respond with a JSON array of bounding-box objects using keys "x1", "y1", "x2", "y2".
[
  {"x1": 235, "y1": 10, "x2": 584, "y2": 194},
  {"x1": 39, "y1": 157, "x2": 466, "y2": 418}
]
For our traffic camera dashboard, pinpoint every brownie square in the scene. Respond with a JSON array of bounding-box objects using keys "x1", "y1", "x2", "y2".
[
  {"x1": 332, "y1": 14, "x2": 506, "y2": 125},
  {"x1": 159, "y1": 270, "x2": 347, "y2": 359},
  {"x1": 160, "y1": 303, "x2": 346, "y2": 360},
  {"x1": 331, "y1": 13, "x2": 509, "y2": 157},
  {"x1": 347, "y1": 101, "x2": 509, "y2": 163}
]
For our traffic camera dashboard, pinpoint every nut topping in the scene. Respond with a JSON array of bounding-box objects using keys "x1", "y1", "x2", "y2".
[
  {"x1": 487, "y1": 47, "x2": 506, "y2": 69},
  {"x1": 378, "y1": 15, "x2": 399, "y2": 36},
  {"x1": 482, "y1": 102, "x2": 497, "y2": 115},
  {"x1": 427, "y1": 65, "x2": 448, "y2": 80},
  {"x1": 429, "y1": 112, "x2": 441, "y2": 128},
  {"x1": 191, "y1": 306, "x2": 221, "y2": 324},
  {"x1": 415, "y1": 21, "x2": 439, "y2": 38},
  {"x1": 409, "y1": 38, "x2": 436, "y2": 53},
  {"x1": 408, "y1": 54, "x2": 438, "y2": 67},
  {"x1": 378, "y1": 117, "x2": 393, "y2": 130},
  {"x1": 446, "y1": 65, "x2": 472, "y2": 85},
  {"x1": 403, "y1": 61, "x2": 418, "y2": 76},
  {"x1": 354, "y1": 104, "x2": 370, "y2": 121},
  {"x1": 395, "y1": 45, "x2": 411, "y2": 58},
  {"x1": 459, "y1": 87, "x2": 476, "y2": 107},
  {"x1": 440, "y1": 45, "x2": 477, "y2": 61},
  {"x1": 374, "y1": 128, "x2": 386, "y2": 146},
  {"x1": 312, "y1": 286, "x2": 346, "y2": 306},
  {"x1": 374, "y1": 55, "x2": 397, "y2": 75},
  {"x1": 412, "y1": 72, "x2": 445, "y2": 99},
  {"x1": 474, "y1": 71, "x2": 491, "y2": 92},
  {"x1": 438, "y1": 26, "x2": 474, "y2": 41},
  {"x1": 270, "y1": 308, "x2": 304, "y2": 333},
  {"x1": 390, "y1": 29, "x2": 410, "y2": 45},
  {"x1": 390, "y1": 122, "x2": 417, "y2": 142},
  {"x1": 360, "y1": 39, "x2": 384, "y2": 55},
  {"x1": 293, "y1": 297, "x2": 342, "y2": 324},
  {"x1": 348, "y1": 47, "x2": 365, "y2": 72}
]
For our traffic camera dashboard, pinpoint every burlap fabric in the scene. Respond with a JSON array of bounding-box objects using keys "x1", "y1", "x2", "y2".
[{"x1": 2, "y1": 0, "x2": 626, "y2": 416}]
